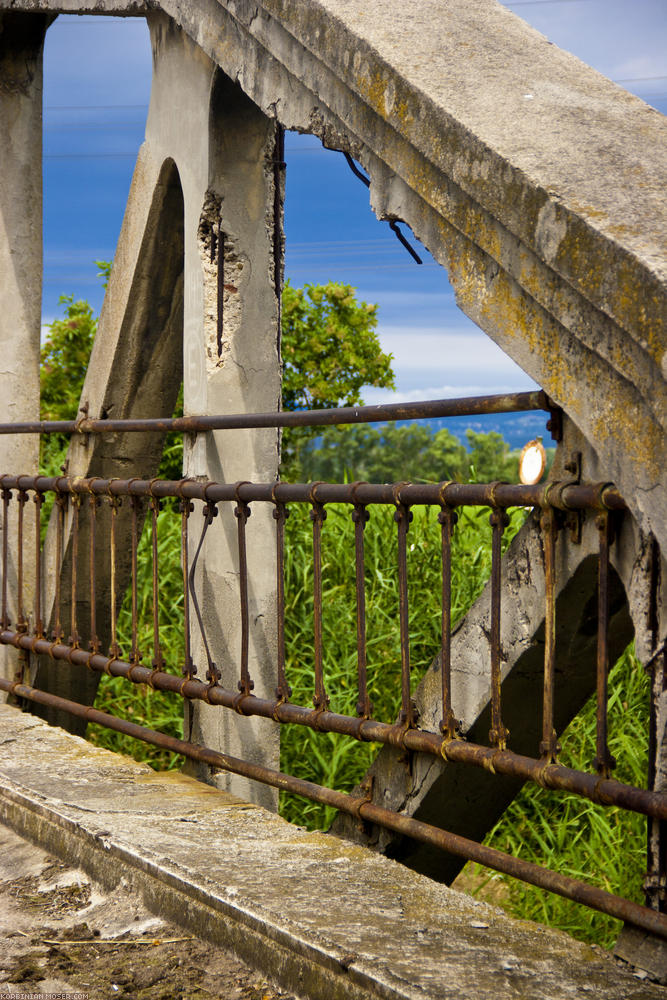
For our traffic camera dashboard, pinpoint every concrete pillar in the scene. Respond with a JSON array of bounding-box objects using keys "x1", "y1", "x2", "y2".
[
  {"x1": 146, "y1": 16, "x2": 282, "y2": 808},
  {"x1": 0, "y1": 13, "x2": 52, "y2": 686}
]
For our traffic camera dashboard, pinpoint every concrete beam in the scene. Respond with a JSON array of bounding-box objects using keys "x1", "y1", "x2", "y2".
[
  {"x1": 0, "y1": 702, "x2": 660, "y2": 999},
  {"x1": 31, "y1": 148, "x2": 185, "y2": 728}
]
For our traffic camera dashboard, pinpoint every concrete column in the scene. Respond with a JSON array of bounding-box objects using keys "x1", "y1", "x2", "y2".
[
  {"x1": 145, "y1": 16, "x2": 282, "y2": 807},
  {"x1": 181, "y1": 70, "x2": 283, "y2": 811},
  {"x1": 0, "y1": 13, "x2": 52, "y2": 685}
]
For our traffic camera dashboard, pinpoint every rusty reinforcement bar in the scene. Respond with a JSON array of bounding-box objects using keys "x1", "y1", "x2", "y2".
[
  {"x1": 1, "y1": 676, "x2": 666, "y2": 942},
  {"x1": 0, "y1": 474, "x2": 626, "y2": 511},
  {"x1": 0, "y1": 629, "x2": 661, "y2": 822},
  {"x1": 0, "y1": 390, "x2": 552, "y2": 436}
]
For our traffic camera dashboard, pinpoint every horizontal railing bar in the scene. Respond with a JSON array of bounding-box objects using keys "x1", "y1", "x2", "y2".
[
  {"x1": 1, "y1": 629, "x2": 657, "y2": 819},
  {"x1": 0, "y1": 475, "x2": 626, "y2": 511},
  {"x1": 0, "y1": 390, "x2": 550, "y2": 436},
  {"x1": 2, "y1": 674, "x2": 665, "y2": 941}
]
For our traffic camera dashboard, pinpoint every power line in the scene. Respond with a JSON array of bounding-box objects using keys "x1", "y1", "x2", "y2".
[
  {"x1": 45, "y1": 104, "x2": 148, "y2": 110},
  {"x1": 505, "y1": 0, "x2": 599, "y2": 5},
  {"x1": 44, "y1": 152, "x2": 137, "y2": 159},
  {"x1": 614, "y1": 75, "x2": 667, "y2": 83}
]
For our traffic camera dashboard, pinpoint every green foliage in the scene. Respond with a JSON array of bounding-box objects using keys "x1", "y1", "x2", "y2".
[
  {"x1": 299, "y1": 422, "x2": 521, "y2": 484},
  {"x1": 40, "y1": 295, "x2": 97, "y2": 476},
  {"x1": 87, "y1": 506, "x2": 185, "y2": 770},
  {"x1": 461, "y1": 644, "x2": 648, "y2": 948},
  {"x1": 280, "y1": 281, "x2": 395, "y2": 475},
  {"x1": 281, "y1": 281, "x2": 394, "y2": 410},
  {"x1": 278, "y1": 501, "x2": 525, "y2": 829},
  {"x1": 465, "y1": 429, "x2": 517, "y2": 482}
]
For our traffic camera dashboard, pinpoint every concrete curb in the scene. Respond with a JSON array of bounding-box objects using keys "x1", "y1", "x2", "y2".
[{"x1": 0, "y1": 704, "x2": 661, "y2": 1000}]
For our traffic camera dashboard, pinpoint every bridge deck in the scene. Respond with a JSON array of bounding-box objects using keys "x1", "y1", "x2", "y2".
[{"x1": 0, "y1": 702, "x2": 661, "y2": 1000}]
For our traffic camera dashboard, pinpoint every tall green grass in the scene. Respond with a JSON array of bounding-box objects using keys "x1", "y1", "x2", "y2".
[
  {"x1": 458, "y1": 644, "x2": 648, "y2": 948},
  {"x1": 278, "y1": 501, "x2": 523, "y2": 829}
]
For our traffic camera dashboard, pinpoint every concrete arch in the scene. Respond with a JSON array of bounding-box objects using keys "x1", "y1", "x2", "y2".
[{"x1": 33, "y1": 150, "x2": 186, "y2": 732}]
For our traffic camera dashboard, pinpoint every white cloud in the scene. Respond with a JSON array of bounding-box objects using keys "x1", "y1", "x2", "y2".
[{"x1": 377, "y1": 325, "x2": 533, "y2": 373}]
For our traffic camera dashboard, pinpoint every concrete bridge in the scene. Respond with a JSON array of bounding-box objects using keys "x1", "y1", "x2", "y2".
[{"x1": 0, "y1": 0, "x2": 665, "y2": 995}]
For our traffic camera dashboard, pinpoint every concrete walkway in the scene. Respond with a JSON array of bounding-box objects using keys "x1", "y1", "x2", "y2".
[{"x1": 0, "y1": 703, "x2": 662, "y2": 1000}]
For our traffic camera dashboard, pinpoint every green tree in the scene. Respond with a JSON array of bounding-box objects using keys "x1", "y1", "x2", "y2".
[
  {"x1": 280, "y1": 281, "x2": 395, "y2": 476},
  {"x1": 40, "y1": 295, "x2": 97, "y2": 475},
  {"x1": 301, "y1": 422, "x2": 469, "y2": 484},
  {"x1": 466, "y1": 429, "x2": 517, "y2": 482}
]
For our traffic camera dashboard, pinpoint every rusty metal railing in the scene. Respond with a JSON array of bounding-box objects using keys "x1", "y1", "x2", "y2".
[
  {"x1": 0, "y1": 391, "x2": 663, "y2": 939},
  {"x1": 0, "y1": 469, "x2": 664, "y2": 937}
]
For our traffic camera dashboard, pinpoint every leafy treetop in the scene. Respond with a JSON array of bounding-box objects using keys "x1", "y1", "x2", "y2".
[{"x1": 281, "y1": 281, "x2": 394, "y2": 411}]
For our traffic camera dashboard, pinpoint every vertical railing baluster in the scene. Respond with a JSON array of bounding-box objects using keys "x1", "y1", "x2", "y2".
[
  {"x1": 489, "y1": 507, "x2": 510, "y2": 749},
  {"x1": 438, "y1": 500, "x2": 458, "y2": 739},
  {"x1": 16, "y1": 489, "x2": 27, "y2": 633},
  {"x1": 108, "y1": 491, "x2": 122, "y2": 660},
  {"x1": 188, "y1": 497, "x2": 220, "y2": 689},
  {"x1": 52, "y1": 487, "x2": 67, "y2": 642},
  {"x1": 394, "y1": 495, "x2": 415, "y2": 728},
  {"x1": 69, "y1": 492, "x2": 80, "y2": 647},
  {"x1": 273, "y1": 499, "x2": 291, "y2": 702},
  {"x1": 1, "y1": 488, "x2": 10, "y2": 630},
  {"x1": 310, "y1": 488, "x2": 329, "y2": 711},
  {"x1": 150, "y1": 493, "x2": 163, "y2": 671},
  {"x1": 540, "y1": 507, "x2": 560, "y2": 761},
  {"x1": 88, "y1": 492, "x2": 100, "y2": 654},
  {"x1": 180, "y1": 495, "x2": 194, "y2": 678},
  {"x1": 352, "y1": 499, "x2": 371, "y2": 718},
  {"x1": 33, "y1": 490, "x2": 43, "y2": 638},
  {"x1": 235, "y1": 487, "x2": 253, "y2": 698},
  {"x1": 594, "y1": 510, "x2": 616, "y2": 776},
  {"x1": 130, "y1": 494, "x2": 142, "y2": 665}
]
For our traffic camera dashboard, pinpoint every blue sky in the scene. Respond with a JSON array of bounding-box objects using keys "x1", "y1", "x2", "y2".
[{"x1": 42, "y1": 1, "x2": 666, "y2": 405}]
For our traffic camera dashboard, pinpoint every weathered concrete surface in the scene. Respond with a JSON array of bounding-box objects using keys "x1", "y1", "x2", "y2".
[
  {"x1": 32, "y1": 149, "x2": 185, "y2": 728},
  {"x1": 142, "y1": 15, "x2": 282, "y2": 808},
  {"x1": 29, "y1": 15, "x2": 283, "y2": 809},
  {"x1": 0, "y1": 13, "x2": 52, "y2": 685},
  {"x1": 0, "y1": 822, "x2": 295, "y2": 998},
  {"x1": 0, "y1": 703, "x2": 662, "y2": 1000}
]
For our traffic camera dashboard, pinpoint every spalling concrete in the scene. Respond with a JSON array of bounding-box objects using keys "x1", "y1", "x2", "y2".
[{"x1": 0, "y1": 702, "x2": 663, "y2": 1000}]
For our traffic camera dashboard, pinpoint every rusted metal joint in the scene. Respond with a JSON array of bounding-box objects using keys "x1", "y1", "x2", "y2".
[
  {"x1": 128, "y1": 662, "x2": 144, "y2": 685},
  {"x1": 234, "y1": 483, "x2": 252, "y2": 524},
  {"x1": 309, "y1": 702, "x2": 330, "y2": 730},
  {"x1": 206, "y1": 661, "x2": 222, "y2": 692},
  {"x1": 480, "y1": 747, "x2": 505, "y2": 775},
  {"x1": 351, "y1": 501, "x2": 370, "y2": 527},
  {"x1": 271, "y1": 697, "x2": 288, "y2": 723},
  {"x1": 232, "y1": 690, "x2": 253, "y2": 715},
  {"x1": 544, "y1": 396, "x2": 563, "y2": 443},
  {"x1": 487, "y1": 480, "x2": 508, "y2": 511},
  {"x1": 308, "y1": 481, "x2": 327, "y2": 524},
  {"x1": 146, "y1": 666, "x2": 162, "y2": 690},
  {"x1": 439, "y1": 711, "x2": 462, "y2": 744},
  {"x1": 488, "y1": 506, "x2": 510, "y2": 531},
  {"x1": 538, "y1": 735, "x2": 562, "y2": 764}
]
